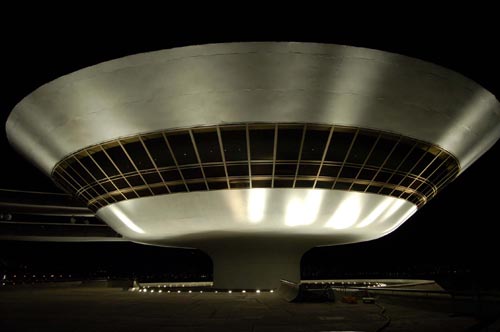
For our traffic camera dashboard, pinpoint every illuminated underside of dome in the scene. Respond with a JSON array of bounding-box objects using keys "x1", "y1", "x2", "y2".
[{"x1": 7, "y1": 42, "x2": 500, "y2": 289}]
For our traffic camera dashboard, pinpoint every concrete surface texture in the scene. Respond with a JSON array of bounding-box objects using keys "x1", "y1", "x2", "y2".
[{"x1": 0, "y1": 287, "x2": 477, "y2": 331}]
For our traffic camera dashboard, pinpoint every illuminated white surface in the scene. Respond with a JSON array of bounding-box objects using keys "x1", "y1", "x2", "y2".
[
  {"x1": 107, "y1": 205, "x2": 145, "y2": 234},
  {"x1": 7, "y1": 43, "x2": 500, "y2": 174},
  {"x1": 285, "y1": 191, "x2": 324, "y2": 227},
  {"x1": 325, "y1": 195, "x2": 362, "y2": 229},
  {"x1": 247, "y1": 189, "x2": 267, "y2": 223},
  {"x1": 356, "y1": 198, "x2": 393, "y2": 228},
  {"x1": 381, "y1": 204, "x2": 418, "y2": 235},
  {"x1": 96, "y1": 189, "x2": 416, "y2": 247}
]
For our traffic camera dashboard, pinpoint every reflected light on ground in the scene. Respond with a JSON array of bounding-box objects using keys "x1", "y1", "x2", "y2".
[
  {"x1": 285, "y1": 191, "x2": 324, "y2": 227},
  {"x1": 247, "y1": 189, "x2": 267, "y2": 223},
  {"x1": 108, "y1": 205, "x2": 145, "y2": 234},
  {"x1": 325, "y1": 196, "x2": 362, "y2": 229},
  {"x1": 356, "y1": 198, "x2": 393, "y2": 228}
]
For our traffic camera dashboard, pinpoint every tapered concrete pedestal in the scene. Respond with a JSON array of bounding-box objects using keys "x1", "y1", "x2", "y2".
[{"x1": 207, "y1": 243, "x2": 303, "y2": 290}]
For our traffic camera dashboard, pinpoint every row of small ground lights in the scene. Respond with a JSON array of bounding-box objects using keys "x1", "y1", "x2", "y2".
[{"x1": 130, "y1": 287, "x2": 273, "y2": 294}]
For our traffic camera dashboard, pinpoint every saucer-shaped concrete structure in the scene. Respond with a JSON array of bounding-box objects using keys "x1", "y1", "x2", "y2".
[{"x1": 7, "y1": 42, "x2": 500, "y2": 289}]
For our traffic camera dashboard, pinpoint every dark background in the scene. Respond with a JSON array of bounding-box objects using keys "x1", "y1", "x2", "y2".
[{"x1": 1, "y1": 19, "x2": 499, "y2": 287}]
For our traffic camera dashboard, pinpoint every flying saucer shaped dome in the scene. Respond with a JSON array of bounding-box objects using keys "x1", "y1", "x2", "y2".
[{"x1": 6, "y1": 42, "x2": 500, "y2": 288}]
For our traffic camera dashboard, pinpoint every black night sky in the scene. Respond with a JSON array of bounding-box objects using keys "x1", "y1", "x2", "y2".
[{"x1": 1, "y1": 19, "x2": 499, "y2": 286}]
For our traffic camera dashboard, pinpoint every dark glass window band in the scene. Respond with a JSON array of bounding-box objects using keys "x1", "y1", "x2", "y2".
[{"x1": 51, "y1": 123, "x2": 460, "y2": 211}]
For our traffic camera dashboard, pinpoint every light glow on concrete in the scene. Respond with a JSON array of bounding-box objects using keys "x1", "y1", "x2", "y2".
[
  {"x1": 248, "y1": 189, "x2": 267, "y2": 223},
  {"x1": 285, "y1": 191, "x2": 324, "y2": 227},
  {"x1": 381, "y1": 199, "x2": 408, "y2": 223},
  {"x1": 325, "y1": 195, "x2": 362, "y2": 229},
  {"x1": 97, "y1": 189, "x2": 417, "y2": 246},
  {"x1": 356, "y1": 198, "x2": 393, "y2": 228},
  {"x1": 108, "y1": 205, "x2": 145, "y2": 234},
  {"x1": 382, "y1": 205, "x2": 418, "y2": 235}
]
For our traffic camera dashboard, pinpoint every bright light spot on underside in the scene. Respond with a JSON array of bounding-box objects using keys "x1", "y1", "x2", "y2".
[
  {"x1": 285, "y1": 191, "x2": 324, "y2": 226},
  {"x1": 109, "y1": 206, "x2": 145, "y2": 234},
  {"x1": 325, "y1": 196, "x2": 362, "y2": 229},
  {"x1": 382, "y1": 205, "x2": 418, "y2": 234},
  {"x1": 247, "y1": 189, "x2": 268, "y2": 223},
  {"x1": 379, "y1": 199, "x2": 407, "y2": 223},
  {"x1": 356, "y1": 198, "x2": 393, "y2": 228}
]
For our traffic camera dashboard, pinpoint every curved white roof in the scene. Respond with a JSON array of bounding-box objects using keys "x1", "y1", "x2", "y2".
[{"x1": 7, "y1": 42, "x2": 500, "y2": 174}]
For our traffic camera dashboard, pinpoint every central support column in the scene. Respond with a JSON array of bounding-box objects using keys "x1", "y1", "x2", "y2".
[
  {"x1": 200, "y1": 236, "x2": 308, "y2": 290},
  {"x1": 209, "y1": 248, "x2": 302, "y2": 290}
]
